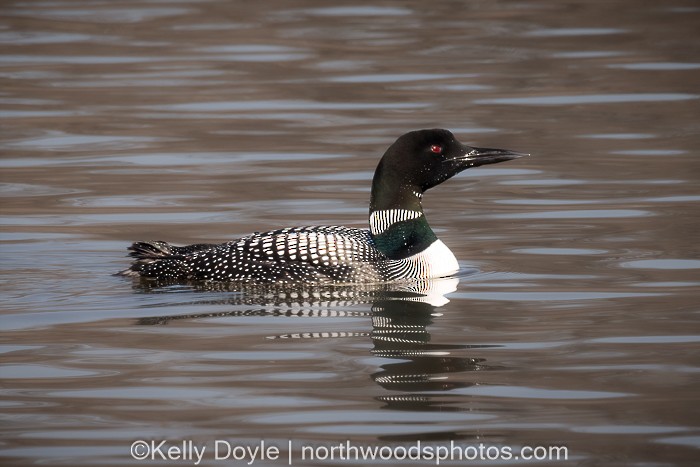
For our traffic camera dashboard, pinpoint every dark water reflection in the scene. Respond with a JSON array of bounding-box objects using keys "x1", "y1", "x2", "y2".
[
  {"x1": 132, "y1": 278, "x2": 499, "y2": 395},
  {"x1": 2, "y1": 0, "x2": 700, "y2": 465}
]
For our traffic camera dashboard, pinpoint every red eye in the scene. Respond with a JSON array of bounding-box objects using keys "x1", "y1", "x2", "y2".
[{"x1": 430, "y1": 144, "x2": 443, "y2": 154}]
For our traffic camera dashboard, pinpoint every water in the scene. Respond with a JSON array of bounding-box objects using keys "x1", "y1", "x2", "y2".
[{"x1": 1, "y1": 0, "x2": 699, "y2": 465}]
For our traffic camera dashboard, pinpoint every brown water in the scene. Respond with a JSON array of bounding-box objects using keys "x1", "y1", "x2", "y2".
[{"x1": 2, "y1": 1, "x2": 699, "y2": 466}]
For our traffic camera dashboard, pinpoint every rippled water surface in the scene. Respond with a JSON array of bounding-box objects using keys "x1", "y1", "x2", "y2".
[{"x1": 1, "y1": 1, "x2": 699, "y2": 466}]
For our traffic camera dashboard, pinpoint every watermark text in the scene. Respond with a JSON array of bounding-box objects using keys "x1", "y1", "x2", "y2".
[{"x1": 130, "y1": 439, "x2": 568, "y2": 465}]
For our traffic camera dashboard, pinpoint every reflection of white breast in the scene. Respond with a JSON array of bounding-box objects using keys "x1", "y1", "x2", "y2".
[
  {"x1": 399, "y1": 239, "x2": 459, "y2": 279},
  {"x1": 398, "y1": 276, "x2": 460, "y2": 307}
]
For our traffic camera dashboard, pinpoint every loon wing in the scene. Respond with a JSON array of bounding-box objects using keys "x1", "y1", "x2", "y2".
[{"x1": 120, "y1": 226, "x2": 385, "y2": 284}]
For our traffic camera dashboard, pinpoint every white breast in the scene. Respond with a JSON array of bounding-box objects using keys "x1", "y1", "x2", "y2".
[
  {"x1": 383, "y1": 239, "x2": 459, "y2": 280},
  {"x1": 415, "y1": 239, "x2": 459, "y2": 278}
]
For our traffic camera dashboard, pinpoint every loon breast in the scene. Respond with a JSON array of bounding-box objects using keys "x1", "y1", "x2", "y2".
[{"x1": 403, "y1": 239, "x2": 459, "y2": 279}]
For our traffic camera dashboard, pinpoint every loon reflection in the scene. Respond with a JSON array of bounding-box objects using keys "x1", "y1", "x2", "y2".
[{"x1": 134, "y1": 276, "x2": 501, "y2": 394}]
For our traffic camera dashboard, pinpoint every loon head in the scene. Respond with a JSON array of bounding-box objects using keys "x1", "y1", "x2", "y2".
[
  {"x1": 368, "y1": 129, "x2": 527, "y2": 261},
  {"x1": 370, "y1": 128, "x2": 527, "y2": 211}
]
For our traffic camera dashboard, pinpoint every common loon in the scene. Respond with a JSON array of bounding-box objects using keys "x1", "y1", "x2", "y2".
[{"x1": 120, "y1": 129, "x2": 526, "y2": 284}]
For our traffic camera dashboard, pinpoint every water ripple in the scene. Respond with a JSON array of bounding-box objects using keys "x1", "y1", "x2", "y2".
[{"x1": 475, "y1": 93, "x2": 698, "y2": 105}]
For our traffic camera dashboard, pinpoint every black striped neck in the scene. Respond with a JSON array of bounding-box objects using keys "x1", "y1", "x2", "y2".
[
  {"x1": 368, "y1": 185, "x2": 437, "y2": 260},
  {"x1": 369, "y1": 209, "x2": 437, "y2": 260},
  {"x1": 368, "y1": 149, "x2": 438, "y2": 259}
]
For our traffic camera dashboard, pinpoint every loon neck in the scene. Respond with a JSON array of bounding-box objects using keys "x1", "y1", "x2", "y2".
[{"x1": 368, "y1": 184, "x2": 437, "y2": 260}]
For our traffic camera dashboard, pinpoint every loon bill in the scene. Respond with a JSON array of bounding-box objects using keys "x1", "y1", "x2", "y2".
[{"x1": 119, "y1": 128, "x2": 527, "y2": 284}]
